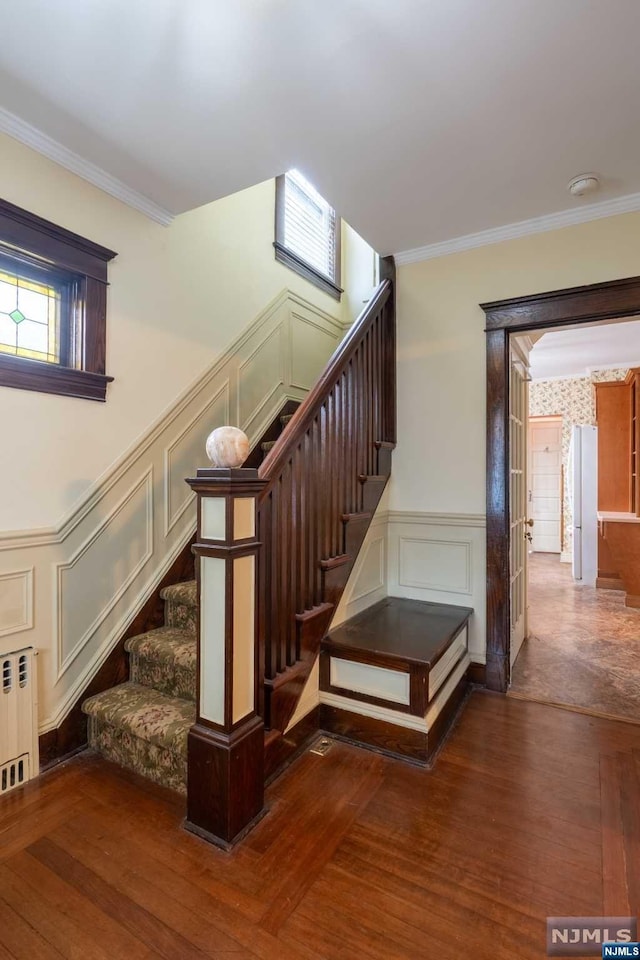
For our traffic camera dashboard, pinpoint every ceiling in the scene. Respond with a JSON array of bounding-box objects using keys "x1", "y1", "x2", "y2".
[
  {"x1": 2, "y1": 0, "x2": 640, "y2": 255},
  {"x1": 529, "y1": 319, "x2": 640, "y2": 380}
]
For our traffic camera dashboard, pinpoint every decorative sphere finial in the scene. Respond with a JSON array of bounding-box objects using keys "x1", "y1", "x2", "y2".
[{"x1": 205, "y1": 426, "x2": 250, "y2": 468}]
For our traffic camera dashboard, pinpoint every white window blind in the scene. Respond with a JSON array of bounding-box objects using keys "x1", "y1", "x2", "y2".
[{"x1": 282, "y1": 170, "x2": 337, "y2": 282}]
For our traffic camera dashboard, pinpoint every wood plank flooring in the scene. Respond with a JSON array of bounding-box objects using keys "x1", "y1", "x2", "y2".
[{"x1": 1, "y1": 690, "x2": 639, "y2": 960}]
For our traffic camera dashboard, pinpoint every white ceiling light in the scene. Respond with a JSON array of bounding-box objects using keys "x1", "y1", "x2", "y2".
[{"x1": 568, "y1": 173, "x2": 601, "y2": 198}]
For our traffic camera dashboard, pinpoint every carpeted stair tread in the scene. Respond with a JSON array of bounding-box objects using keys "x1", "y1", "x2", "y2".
[
  {"x1": 159, "y1": 580, "x2": 197, "y2": 633},
  {"x1": 125, "y1": 626, "x2": 196, "y2": 665},
  {"x1": 160, "y1": 580, "x2": 196, "y2": 608},
  {"x1": 82, "y1": 682, "x2": 195, "y2": 754},
  {"x1": 124, "y1": 626, "x2": 196, "y2": 702}
]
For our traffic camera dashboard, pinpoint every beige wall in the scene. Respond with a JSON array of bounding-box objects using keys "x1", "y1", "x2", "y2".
[
  {"x1": 0, "y1": 133, "x2": 375, "y2": 532},
  {"x1": 389, "y1": 211, "x2": 640, "y2": 661}
]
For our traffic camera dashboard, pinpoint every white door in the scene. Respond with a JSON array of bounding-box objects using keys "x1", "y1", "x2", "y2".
[
  {"x1": 509, "y1": 341, "x2": 530, "y2": 668},
  {"x1": 528, "y1": 416, "x2": 562, "y2": 553}
]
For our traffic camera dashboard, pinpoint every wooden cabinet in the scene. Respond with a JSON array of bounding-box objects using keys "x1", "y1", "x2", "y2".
[
  {"x1": 595, "y1": 378, "x2": 633, "y2": 512},
  {"x1": 596, "y1": 369, "x2": 640, "y2": 596}
]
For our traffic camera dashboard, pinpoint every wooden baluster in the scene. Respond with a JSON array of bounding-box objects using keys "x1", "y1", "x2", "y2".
[
  {"x1": 257, "y1": 496, "x2": 270, "y2": 694},
  {"x1": 356, "y1": 343, "x2": 362, "y2": 480},
  {"x1": 314, "y1": 416, "x2": 322, "y2": 604},
  {"x1": 367, "y1": 327, "x2": 374, "y2": 475},
  {"x1": 348, "y1": 361, "x2": 356, "y2": 514},
  {"x1": 388, "y1": 302, "x2": 397, "y2": 444},
  {"x1": 326, "y1": 391, "x2": 334, "y2": 558},
  {"x1": 320, "y1": 401, "x2": 329, "y2": 561},
  {"x1": 295, "y1": 446, "x2": 304, "y2": 658},
  {"x1": 340, "y1": 370, "x2": 350, "y2": 530},
  {"x1": 305, "y1": 429, "x2": 314, "y2": 612},
  {"x1": 373, "y1": 313, "x2": 380, "y2": 455},
  {"x1": 332, "y1": 380, "x2": 341, "y2": 557},
  {"x1": 362, "y1": 333, "x2": 369, "y2": 476},
  {"x1": 353, "y1": 357, "x2": 359, "y2": 504},
  {"x1": 281, "y1": 463, "x2": 291, "y2": 668}
]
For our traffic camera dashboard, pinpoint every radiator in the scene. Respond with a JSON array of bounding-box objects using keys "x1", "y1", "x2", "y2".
[{"x1": 0, "y1": 646, "x2": 39, "y2": 796}]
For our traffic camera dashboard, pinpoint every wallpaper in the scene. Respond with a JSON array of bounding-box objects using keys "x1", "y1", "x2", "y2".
[{"x1": 528, "y1": 369, "x2": 628, "y2": 559}]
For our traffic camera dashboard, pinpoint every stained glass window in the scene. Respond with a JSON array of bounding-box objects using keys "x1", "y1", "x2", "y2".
[{"x1": 0, "y1": 266, "x2": 61, "y2": 364}]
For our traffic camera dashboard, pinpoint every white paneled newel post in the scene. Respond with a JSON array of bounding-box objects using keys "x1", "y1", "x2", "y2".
[{"x1": 184, "y1": 427, "x2": 266, "y2": 848}]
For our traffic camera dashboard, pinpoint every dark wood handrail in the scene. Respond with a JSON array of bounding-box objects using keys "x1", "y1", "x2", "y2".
[{"x1": 258, "y1": 279, "x2": 392, "y2": 488}]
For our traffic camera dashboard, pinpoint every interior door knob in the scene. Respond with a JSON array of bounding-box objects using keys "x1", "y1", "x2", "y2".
[{"x1": 526, "y1": 519, "x2": 534, "y2": 526}]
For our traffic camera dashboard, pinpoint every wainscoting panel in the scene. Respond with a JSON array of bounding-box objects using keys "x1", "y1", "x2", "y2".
[
  {"x1": 398, "y1": 537, "x2": 471, "y2": 594},
  {"x1": 331, "y1": 506, "x2": 388, "y2": 628},
  {"x1": 56, "y1": 469, "x2": 154, "y2": 677},
  {"x1": 238, "y1": 324, "x2": 285, "y2": 429},
  {"x1": 290, "y1": 310, "x2": 343, "y2": 391},
  {"x1": 164, "y1": 381, "x2": 230, "y2": 536},
  {"x1": 388, "y1": 511, "x2": 486, "y2": 665},
  {"x1": 0, "y1": 568, "x2": 33, "y2": 640},
  {"x1": 0, "y1": 288, "x2": 345, "y2": 737}
]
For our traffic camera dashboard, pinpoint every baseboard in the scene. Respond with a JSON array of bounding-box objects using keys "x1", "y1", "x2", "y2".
[
  {"x1": 467, "y1": 662, "x2": 487, "y2": 686},
  {"x1": 596, "y1": 576, "x2": 625, "y2": 591}
]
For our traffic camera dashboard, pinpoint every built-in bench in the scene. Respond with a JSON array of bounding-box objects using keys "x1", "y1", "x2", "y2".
[{"x1": 319, "y1": 597, "x2": 473, "y2": 765}]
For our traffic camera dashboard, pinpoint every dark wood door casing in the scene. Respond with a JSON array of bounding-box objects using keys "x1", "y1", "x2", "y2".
[{"x1": 482, "y1": 275, "x2": 640, "y2": 692}]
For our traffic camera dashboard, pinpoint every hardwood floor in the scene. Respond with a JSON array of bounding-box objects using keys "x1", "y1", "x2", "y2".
[{"x1": 1, "y1": 690, "x2": 639, "y2": 959}]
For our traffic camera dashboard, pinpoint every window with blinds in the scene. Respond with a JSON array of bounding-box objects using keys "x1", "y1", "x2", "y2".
[{"x1": 274, "y1": 170, "x2": 342, "y2": 301}]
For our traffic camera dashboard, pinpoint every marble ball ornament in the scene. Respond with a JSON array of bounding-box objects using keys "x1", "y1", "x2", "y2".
[{"x1": 205, "y1": 426, "x2": 250, "y2": 468}]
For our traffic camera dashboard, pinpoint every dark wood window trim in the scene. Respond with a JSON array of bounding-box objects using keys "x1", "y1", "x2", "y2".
[
  {"x1": 274, "y1": 174, "x2": 343, "y2": 302},
  {"x1": 482, "y1": 275, "x2": 640, "y2": 693},
  {"x1": 0, "y1": 198, "x2": 117, "y2": 401}
]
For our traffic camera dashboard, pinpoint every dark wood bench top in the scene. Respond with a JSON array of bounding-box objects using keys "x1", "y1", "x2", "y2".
[{"x1": 323, "y1": 597, "x2": 473, "y2": 669}]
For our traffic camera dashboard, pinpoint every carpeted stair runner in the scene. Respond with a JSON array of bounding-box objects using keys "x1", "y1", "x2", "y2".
[{"x1": 82, "y1": 581, "x2": 198, "y2": 793}]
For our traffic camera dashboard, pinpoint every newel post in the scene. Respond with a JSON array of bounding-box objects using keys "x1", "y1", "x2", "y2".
[{"x1": 184, "y1": 427, "x2": 266, "y2": 848}]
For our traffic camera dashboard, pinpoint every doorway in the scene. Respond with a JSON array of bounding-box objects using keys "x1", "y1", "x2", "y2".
[
  {"x1": 483, "y1": 275, "x2": 640, "y2": 696},
  {"x1": 505, "y1": 321, "x2": 640, "y2": 721}
]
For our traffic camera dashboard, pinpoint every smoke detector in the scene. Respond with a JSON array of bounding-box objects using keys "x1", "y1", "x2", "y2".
[{"x1": 568, "y1": 174, "x2": 600, "y2": 198}]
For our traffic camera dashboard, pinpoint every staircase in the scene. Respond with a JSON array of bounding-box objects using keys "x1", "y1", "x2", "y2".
[
  {"x1": 82, "y1": 408, "x2": 298, "y2": 794},
  {"x1": 81, "y1": 266, "x2": 397, "y2": 796},
  {"x1": 81, "y1": 261, "x2": 475, "y2": 841},
  {"x1": 83, "y1": 584, "x2": 199, "y2": 793}
]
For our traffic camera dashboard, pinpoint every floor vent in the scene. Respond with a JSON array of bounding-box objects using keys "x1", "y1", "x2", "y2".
[
  {"x1": 0, "y1": 647, "x2": 38, "y2": 795},
  {"x1": 0, "y1": 753, "x2": 30, "y2": 795}
]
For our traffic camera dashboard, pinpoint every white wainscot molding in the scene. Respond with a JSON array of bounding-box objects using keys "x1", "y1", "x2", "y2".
[
  {"x1": 387, "y1": 511, "x2": 487, "y2": 665},
  {"x1": 55, "y1": 468, "x2": 155, "y2": 679},
  {"x1": 331, "y1": 510, "x2": 388, "y2": 628},
  {"x1": 0, "y1": 568, "x2": 34, "y2": 642},
  {"x1": 0, "y1": 287, "x2": 344, "y2": 735}
]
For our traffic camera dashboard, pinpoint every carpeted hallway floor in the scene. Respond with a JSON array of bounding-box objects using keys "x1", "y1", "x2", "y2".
[{"x1": 509, "y1": 552, "x2": 640, "y2": 723}]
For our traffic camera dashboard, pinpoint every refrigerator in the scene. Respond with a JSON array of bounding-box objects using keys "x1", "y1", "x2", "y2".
[{"x1": 570, "y1": 425, "x2": 598, "y2": 585}]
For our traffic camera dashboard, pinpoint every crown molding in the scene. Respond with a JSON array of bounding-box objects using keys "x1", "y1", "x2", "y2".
[
  {"x1": 0, "y1": 107, "x2": 175, "y2": 227},
  {"x1": 395, "y1": 191, "x2": 640, "y2": 266}
]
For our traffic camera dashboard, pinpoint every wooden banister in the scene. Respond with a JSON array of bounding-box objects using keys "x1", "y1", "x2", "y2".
[
  {"x1": 258, "y1": 279, "x2": 392, "y2": 483},
  {"x1": 256, "y1": 264, "x2": 396, "y2": 740}
]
